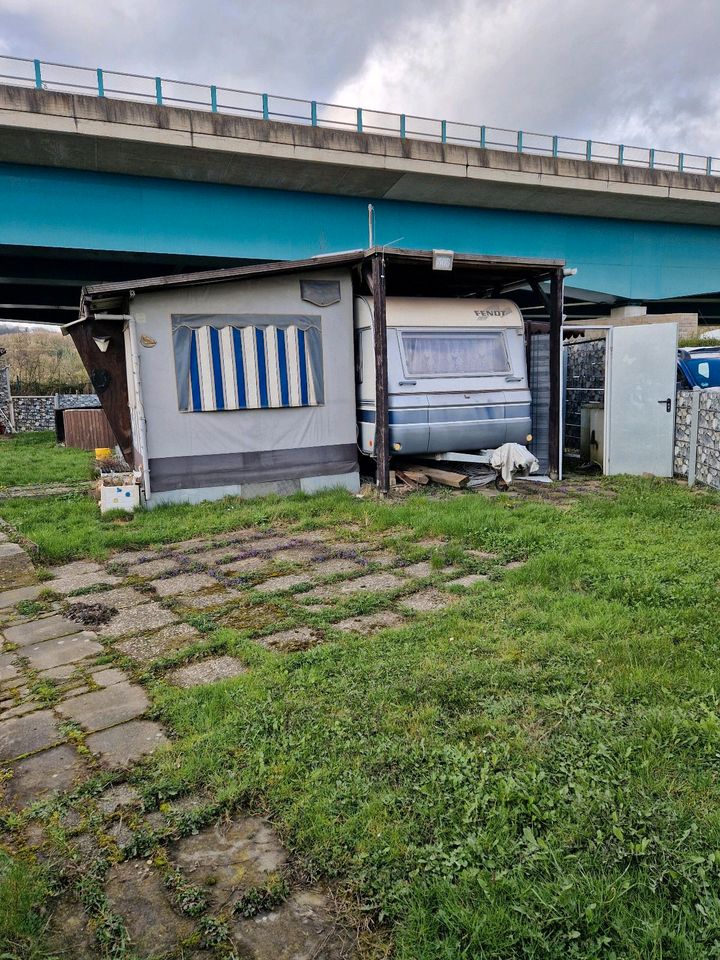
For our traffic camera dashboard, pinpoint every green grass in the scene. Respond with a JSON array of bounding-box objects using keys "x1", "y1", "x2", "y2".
[
  {"x1": 0, "y1": 852, "x2": 55, "y2": 959},
  {"x1": 5, "y1": 464, "x2": 720, "y2": 957},
  {"x1": 0, "y1": 431, "x2": 93, "y2": 489}
]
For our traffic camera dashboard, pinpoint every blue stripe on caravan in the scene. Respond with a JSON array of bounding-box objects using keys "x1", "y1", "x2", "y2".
[
  {"x1": 297, "y1": 328, "x2": 309, "y2": 405},
  {"x1": 231, "y1": 328, "x2": 247, "y2": 408},
  {"x1": 189, "y1": 330, "x2": 202, "y2": 411},
  {"x1": 276, "y1": 328, "x2": 290, "y2": 406},
  {"x1": 255, "y1": 328, "x2": 269, "y2": 408},
  {"x1": 209, "y1": 327, "x2": 225, "y2": 410}
]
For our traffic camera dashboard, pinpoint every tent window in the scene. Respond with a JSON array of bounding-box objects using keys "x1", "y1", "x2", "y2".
[{"x1": 172, "y1": 316, "x2": 324, "y2": 412}]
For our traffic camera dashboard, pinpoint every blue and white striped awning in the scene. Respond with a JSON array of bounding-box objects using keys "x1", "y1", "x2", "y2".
[{"x1": 172, "y1": 314, "x2": 324, "y2": 413}]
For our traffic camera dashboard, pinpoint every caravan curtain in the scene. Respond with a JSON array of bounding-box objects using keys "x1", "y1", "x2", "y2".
[{"x1": 172, "y1": 314, "x2": 324, "y2": 413}]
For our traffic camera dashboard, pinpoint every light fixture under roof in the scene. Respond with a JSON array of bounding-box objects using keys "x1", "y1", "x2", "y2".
[{"x1": 432, "y1": 249, "x2": 454, "y2": 271}]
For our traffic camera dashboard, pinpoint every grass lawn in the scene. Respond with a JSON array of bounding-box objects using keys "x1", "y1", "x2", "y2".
[
  {"x1": 3, "y1": 447, "x2": 720, "y2": 957},
  {"x1": 0, "y1": 431, "x2": 94, "y2": 489}
]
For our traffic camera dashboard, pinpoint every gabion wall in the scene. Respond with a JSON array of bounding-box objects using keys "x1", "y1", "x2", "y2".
[
  {"x1": 11, "y1": 395, "x2": 55, "y2": 431},
  {"x1": 0, "y1": 366, "x2": 11, "y2": 431},
  {"x1": 564, "y1": 339, "x2": 606, "y2": 453},
  {"x1": 675, "y1": 390, "x2": 720, "y2": 489}
]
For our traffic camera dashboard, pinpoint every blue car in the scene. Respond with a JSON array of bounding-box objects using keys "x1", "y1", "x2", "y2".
[{"x1": 677, "y1": 347, "x2": 720, "y2": 389}]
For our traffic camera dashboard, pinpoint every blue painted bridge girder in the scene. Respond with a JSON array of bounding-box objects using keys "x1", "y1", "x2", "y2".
[{"x1": 1, "y1": 162, "x2": 720, "y2": 301}]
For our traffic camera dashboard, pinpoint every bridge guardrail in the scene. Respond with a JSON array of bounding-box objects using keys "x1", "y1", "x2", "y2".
[{"x1": 0, "y1": 54, "x2": 716, "y2": 177}]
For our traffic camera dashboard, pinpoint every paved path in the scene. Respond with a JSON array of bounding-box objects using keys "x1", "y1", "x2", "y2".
[{"x1": 0, "y1": 524, "x2": 522, "y2": 957}]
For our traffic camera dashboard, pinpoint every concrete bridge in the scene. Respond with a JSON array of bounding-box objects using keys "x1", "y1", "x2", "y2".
[{"x1": 1, "y1": 78, "x2": 720, "y2": 325}]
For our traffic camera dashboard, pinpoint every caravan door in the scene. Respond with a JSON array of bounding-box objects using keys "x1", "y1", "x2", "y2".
[{"x1": 604, "y1": 322, "x2": 677, "y2": 476}]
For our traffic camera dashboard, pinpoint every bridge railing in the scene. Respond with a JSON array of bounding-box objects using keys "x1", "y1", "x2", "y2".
[{"x1": 0, "y1": 54, "x2": 716, "y2": 177}]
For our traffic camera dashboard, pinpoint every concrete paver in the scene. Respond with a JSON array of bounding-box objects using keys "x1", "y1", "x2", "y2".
[
  {"x1": 23, "y1": 632, "x2": 102, "y2": 670},
  {"x1": 57, "y1": 681, "x2": 149, "y2": 732},
  {"x1": 49, "y1": 572, "x2": 122, "y2": 595},
  {"x1": 0, "y1": 584, "x2": 45, "y2": 609},
  {"x1": 115, "y1": 622, "x2": 200, "y2": 662},
  {"x1": 4, "y1": 743, "x2": 87, "y2": 809},
  {"x1": 0, "y1": 653, "x2": 18, "y2": 683},
  {"x1": 105, "y1": 861, "x2": 194, "y2": 954},
  {"x1": 166, "y1": 656, "x2": 247, "y2": 687},
  {"x1": 100, "y1": 602, "x2": 178, "y2": 639},
  {"x1": 3, "y1": 614, "x2": 81, "y2": 646},
  {"x1": 150, "y1": 571, "x2": 218, "y2": 598},
  {"x1": 400, "y1": 589, "x2": 454, "y2": 612},
  {"x1": 86, "y1": 719, "x2": 168, "y2": 767},
  {"x1": 447, "y1": 573, "x2": 489, "y2": 587},
  {"x1": 0, "y1": 709, "x2": 61, "y2": 762},
  {"x1": 254, "y1": 573, "x2": 312, "y2": 593},
  {"x1": 67, "y1": 587, "x2": 147, "y2": 611},
  {"x1": 334, "y1": 611, "x2": 405, "y2": 633}
]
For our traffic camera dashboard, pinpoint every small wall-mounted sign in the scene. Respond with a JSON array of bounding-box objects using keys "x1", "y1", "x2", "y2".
[{"x1": 140, "y1": 335, "x2": 157, "y2": 348}]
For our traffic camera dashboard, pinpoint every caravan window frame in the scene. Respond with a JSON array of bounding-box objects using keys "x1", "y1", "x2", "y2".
[{"x1": 398, "y1": 327, "x2": 512, "y2": 379}]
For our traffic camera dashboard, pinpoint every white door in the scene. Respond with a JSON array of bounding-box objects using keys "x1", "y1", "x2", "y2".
[{"x1": 604, "y1": 322, "x2": 678, "y2": 476}]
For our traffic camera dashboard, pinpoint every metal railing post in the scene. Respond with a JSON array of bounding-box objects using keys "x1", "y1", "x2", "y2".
[
  {"x1": 441, "y1": 120, "x2": 447, "y2": 144},
  {"x1": 310, "y1": 100, "x2": 317, "y2": 126},
  {"x1": 96, "y1": 68, "x2": 105, "y2": 97},
  {"x1": 678, "y1": 152, "x2": 684, "y2": 172},
  {"x1": 480, "y1": 125, "x2": 486, "y2": 149},
  {"x1": 33, "y1": 59, "x2": 42, "y2": 90},
  {"x1": 586, "y1": 140, "x2": 592, "y2": 162},
  {"x1": 262, "y1": 93, "x2": 269, "y2": 120},
  {"x1": 707, "y1": 157, "x2": 713, "y2": 176},
  {"x1": 618, "y1": 144, "x2": 624, "y2": 165},
  {"x1": 649, "y1": 148, "x2": 655, "y2": 169},
  {"x1": 400, "y1": 114, "x2": 406, "y2": 139},
  {"x1": 517, "y1": 130, "x2": 523, "y2": 153},
  {"x1": 552, "y1": 134, "x2": 558, "y2": 158},
  {"x1": 155, "y1": 76, "x2": 163, "y2": 105},
  {"x1": 356, "y1": 108, "x2": 363, "y2": 133},
  {"x1": 210, "y1": 85, "x2": 218, "y2": 112}
]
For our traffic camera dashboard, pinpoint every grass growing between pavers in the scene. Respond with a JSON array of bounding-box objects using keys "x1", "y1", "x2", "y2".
[
  {"x1": 0, "y1": 851, "x2": 55, "y2": 959},
  {"x1": 0, "y1": 431, "x2": 94, "y2": 489},
  {"x1": 5, "y1": 477, "x2": 720, "y2": 957}
]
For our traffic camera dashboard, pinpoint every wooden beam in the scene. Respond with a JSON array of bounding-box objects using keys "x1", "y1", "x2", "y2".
[
  {"x1": 371, "y1": 253, "x2": 390, "y2": 494},
  {"x1": 548, "y1": 268, "x2": 564, "y2": 478},
  {"x1": 69, "y1": 319, "x2": 134, "y2": 466}
]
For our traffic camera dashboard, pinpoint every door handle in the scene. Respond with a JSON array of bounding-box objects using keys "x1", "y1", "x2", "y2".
[
  {"x1": 657, "y1": 398, "x2": 672, "y2": 412},
  {"x1": 399, "y1": 380, "x2": 417, "y2": 386},
  {"x1": 505, "y1": 375, "x2": 522, "y2": 382}
]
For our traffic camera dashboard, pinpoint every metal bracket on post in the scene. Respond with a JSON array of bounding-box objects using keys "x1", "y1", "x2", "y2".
[{"x1": 688, "y1": 389, "x2": 701, "y2": 487}]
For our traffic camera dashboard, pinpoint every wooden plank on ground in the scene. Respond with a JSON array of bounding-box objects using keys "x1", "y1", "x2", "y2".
[{"x1": 405, "y1": 465, "x2": 469, "y2": 488}]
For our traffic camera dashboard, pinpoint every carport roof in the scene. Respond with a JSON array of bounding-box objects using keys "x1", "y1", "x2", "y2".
[{"x1": 80, "y1": 247, "x2": 566, "y2": 314}]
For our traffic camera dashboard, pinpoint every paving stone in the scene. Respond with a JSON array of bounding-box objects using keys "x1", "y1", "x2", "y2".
[
  {"x1": 231, "y1": 888, "x2": 352, "y2": 960},
  {"x1": 447, "y1": 574, "x2": 490, "y2": 588},
  {"x1": 1, "y1": 701, "x2": 39, "y2": 720},
  {"x1": 4, "y1": 743, "x2": 87, "y2": 809},
  {"x1": 50, "y1": 561, "x2": 104, "y2": 579},
  {"x1": 0, "y1": 583, "x2": 44, "y2": 609},
  {"x1": 57, "y1": 681, "x2": 149, "y2": 732},
  {"x1": 0, "y1": 653, "x2": 18, "y2": 684},
  {"x1": 0, "y1": 542, "x2": 35, "y2": 588},
  {"x1": 219, "y1": 555, "x2": 272, "y2": 574},
  {"x1": 45, "y1": 894, "x2": 96, "y2": 960},
  {"x1": 166, "y1": 536, "x2": 216, "y2": 553},
  {"x1": 334, "y1": 611, "x2": 406, "y2": 633},
  {"x1": 254, "y1": 573, "x2": 312, "y2": 594},
  {"x1": 417, "y1": 537, "x2": 449, "y2": 548},
  {"x1": 368, "y1": 552, "x2": 399, "y2": 568},
  {"x1": 23, "y1": 632, "x2": 102, "y2": 670},
  {"x1": 3, "y1": 613, "x2": 81, "y2": 646},
  {"x1": 107, "y1": 820, "x2": 135, "y2": 848},
  {"x1": 271, "y1": 547, "x2": 319, "y2": 564},
  {"x1": 67, "y1": 587, "x2": 147, "y2": 611},
  {"x1": 105, "y1": 860, "x2": 194, "y2": 954},
  {"x1": 312, "y1": 557, "x2": 364, "y2": 576},
  {"x1": 399, "y1": 561, "x2": 435, "y2": 578},
  {"x1": 259, "y1": 627, "x2": 324, "y2": 653},
  {"x1": 97, "y1": 782, "x2": 140, "y2": 814},
  {"x1": 100, "y1": 602, "x2": 178, "y2": 639},
  {"x1": 86, "y1": 719, "x2": 168, "y2": 768},
  {"x1": 178, "y1": 588, "x2": 242, "y2": 610},
  {"x1": 90, "y1": 666, "x2": 130, "y2": 687},
  {"x1": 166, "y1": 655, "x2": 247, "y2": 687},
  {"x1": 466, "y1": 549, "x2": 499, "y2": 560},
  {"x1": 196, "y1": 546, "x2": 248, "y2": 565},
  {"x1": 504, "y1": 560, "x2": 527, "y2": 569},
  {"x1": 37, "y1": 662, "x2": 84, "y2": 682},
  {"x1": 49, "y1": 571, "x2": 122, "y2": 596},
  {"x1": 150, "y1": 571, "x2": 218, "y2": 598},
  {"x1": 115, "y1": 622, "x2": 200, "y2": 662},
  {"x1": 314, "y1": 572, "x2": 404, "y2": 599},
  {"x1": 109, "y1": 549, "x2": 158, "y2": 565},
  {"x1": 399, "y1": 589, "x2": 454, "y2": 613},
  {"x1": 124, "y1": 557, "x2": 181, "y2": 578},
  {"x1": 0, "y1": 709, "x2": 60, "y2": 762},
  {"x1": 169, "y1": 817, "x2": 287, "y2": 910}
]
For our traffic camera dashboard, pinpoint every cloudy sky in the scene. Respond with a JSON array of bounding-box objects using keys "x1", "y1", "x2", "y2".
[{"x1": 1, "y1": 0, "x2": 718, "y2": 156}]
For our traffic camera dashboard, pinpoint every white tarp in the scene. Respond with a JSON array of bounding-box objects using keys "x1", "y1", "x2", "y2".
[{"x1": 490, "y1": 443, "x2": 539, "y2": 484}]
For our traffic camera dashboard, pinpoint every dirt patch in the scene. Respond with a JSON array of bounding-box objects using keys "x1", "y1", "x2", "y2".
[
  {"x1": 66, "y1": 601, "x2": 117, "y2": 626},
  {"x1": 400, "y1": 589, "x2": 454, "y2": 613}
]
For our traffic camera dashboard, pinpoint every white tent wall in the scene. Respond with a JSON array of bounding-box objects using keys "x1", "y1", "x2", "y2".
[{"x1": 128, "y1": 268, "x2": 359, "y2": 506}]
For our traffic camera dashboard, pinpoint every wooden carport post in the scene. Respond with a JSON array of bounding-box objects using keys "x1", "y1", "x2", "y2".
[
  {"x1": 548, "y1": 267, "x2": 565, "y2": 478},
  {"x1": 371, "y1": 252, "x2": 390, "y2": 493}
]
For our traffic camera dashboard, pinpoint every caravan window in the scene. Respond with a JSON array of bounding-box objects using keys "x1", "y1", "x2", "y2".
[
  {"x1": 171, "y1": 315, "x2": 324, "y2": 412},
  {"x1": 401, "y1": 330, "x2": 510, "y2": 377}
]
